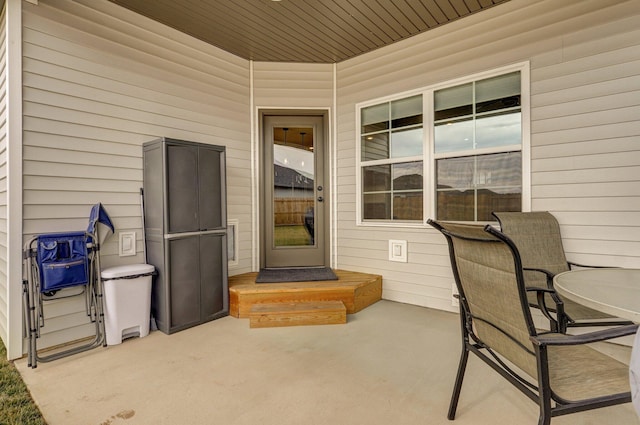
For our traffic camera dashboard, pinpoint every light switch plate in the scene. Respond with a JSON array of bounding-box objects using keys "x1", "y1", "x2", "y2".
[
  {"x1": 119, "y1": 231, "x2": 136, "y2": 256},
  {"x1": 389, "y1": 240, "x2": 407, "y2": 262}
]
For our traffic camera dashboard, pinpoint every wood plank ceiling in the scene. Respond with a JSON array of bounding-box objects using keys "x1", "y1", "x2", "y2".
[{"x1": 108, "y1": 0, "x2": 510, "y2": 63}]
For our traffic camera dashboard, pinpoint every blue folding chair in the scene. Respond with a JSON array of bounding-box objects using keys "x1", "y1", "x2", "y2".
[{"x1": 23, "y1": 203, "x2": 114, "y2": 368}]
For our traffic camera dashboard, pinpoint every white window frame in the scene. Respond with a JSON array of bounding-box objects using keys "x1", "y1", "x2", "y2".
[{"x1": 356, "y1": 62, "x2": 530, "y2": 227}]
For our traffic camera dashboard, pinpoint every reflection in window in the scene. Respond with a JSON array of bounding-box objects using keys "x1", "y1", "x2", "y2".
[
  {"x1": 436, "y1": 152, "x2": 522, "y2": 221},
  {"x1": 363, "y1": 165, "x2": 391, "y2": 192},
  {"x1": 434, "y1": 83, "x2": 472, "y2": 121},
  {"x1": 391, "y1": 127, "x2": 423, "y2": 158},
  {"x1": 272, "y1": 127, "x2": 315, "y2": 247},
  {"x1": 435, "y1": 72, "x2": 521, "y2": 154},
  {"x1": 357, "y1": 66, "x2": 525, "y2": 224},
  {"x1": 361, "y1": 132, "x2": 389, "y2": 161},
  {"x1": 394, "y1": 192, "x2": 423, "y2": 220},
  {"x1": 362, "y1": 96, "x2": 423, "y2": 161},
  {"x1": 361, "y1": 95, "x2": 424, "y2": 222},
  {"x1": 363, "y1": 193, "x2": 391, "y2": 220},
  {"x1": 362, "y1": 162, "x2": 423, "y2": 220},
  {"x1": 475, "y1": 112, "x2": 521, "y2": 149},
  {"x1": 434, "y1": 71, "x2": 522, "y2": 221},
  {"x1": 434, "y1": 119, "x2": 473, "y2": 153}
]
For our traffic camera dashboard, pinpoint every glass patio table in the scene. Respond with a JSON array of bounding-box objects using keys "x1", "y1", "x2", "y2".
[{"x1": 553, "y1": 268, "x2": 640, "y2": 323}]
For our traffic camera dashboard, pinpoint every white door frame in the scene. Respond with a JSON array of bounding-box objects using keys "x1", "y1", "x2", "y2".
[{"x1": 256, "y1": 109, "x2": 331, "y2": 269}]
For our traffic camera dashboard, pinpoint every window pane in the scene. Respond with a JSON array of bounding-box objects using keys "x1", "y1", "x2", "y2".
[
  {"x1": 394, "y1": 192, "x2": 423, "y2": 220},
  {"x1": 391, "y1": 95, "x2": 422, "y2": 128},
  {"x1": 437, "y1": 189, "x2": 521, "y2": 221},
  {"x1": 436, "y1": 152, "x2": 522, "y2": 221},
  {"x1": 477, "y1": 95, "x2": 520, "y2": 114},
  {"x1": 362, "y1": 132, "x2": 389, "y2": 161},
  {"x1": 393, "y1": 161, "x2": 423, "y2": 190},
  {"x1": 437, "y1": 153, "x2": 521, "y2": 189},
  {"x1": 476, "y1": 72, "x2": 521, "y2": 113},
  {"x1": 391, "y1": 127, "x2": 423, "y2": 157},
  {"x1": 434, "y1": 83, "x2": 472, "y2": 121},
  {"x1": 476, "y1": 188, "x2": 522, "y2": 221},
  {"x1": 434, "y1": 119, "x2": 474, "y2": 154},
  {"x1": 475, "y1": 112, "x2": 521, "y2": 149},
  {"x1": 436, "y1": 156, "x2": 473, "y2": 190},
  {"x1": 362, "y1": 103, "x2": 389, "y2": 133},
  {"x1": 475, "y1": 152, "x2": 522, "y2": 188},
  {"x1": 437, "y1": 190, "x2": 475, "y2": 221},
  {"x1": 363, "y1": 193, "x2": 390, "y2": 220},
  {"x1": 363, "y1": 165, "x2": 391, "y2": 192}
]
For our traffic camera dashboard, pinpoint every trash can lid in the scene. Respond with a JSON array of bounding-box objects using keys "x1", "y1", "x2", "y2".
[{"x1": 101, "y1": 264, "x2": 155, "y2": 279}]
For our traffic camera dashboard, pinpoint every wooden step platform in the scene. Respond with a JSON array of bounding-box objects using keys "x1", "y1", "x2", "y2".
[
  {"x1": 249, "y1": 301, "x2": 347, "y2": 328},
  {"x1": 228, "y1": 269, "x2": 382, "y2": 320}
]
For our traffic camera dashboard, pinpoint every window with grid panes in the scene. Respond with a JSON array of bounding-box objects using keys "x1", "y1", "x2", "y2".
[
  {"x1": 434, "y1": 71, "x2": 522, "y2": 221},
  {"x1": 357, "y1": 67, "x2": 524, "y2": 224},
  {"x1": 360, "y1": 95, "x2": 423, "y2": 221}
]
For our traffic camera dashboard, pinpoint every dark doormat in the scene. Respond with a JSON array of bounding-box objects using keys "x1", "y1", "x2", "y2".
[{"x1": 255, "y1": 267, "x2": 338, "y2": 283}]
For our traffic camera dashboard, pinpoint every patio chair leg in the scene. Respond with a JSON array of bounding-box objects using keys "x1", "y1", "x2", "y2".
[
  {"x1": 536, "y1": 348, "x2": 552, "y2": 425},
  {"x1": 447, "y1": 344, "x2": 469, "y2": 420},
  {"x1": 537, "y1": 408, "x2": 551, "y2": 425}
]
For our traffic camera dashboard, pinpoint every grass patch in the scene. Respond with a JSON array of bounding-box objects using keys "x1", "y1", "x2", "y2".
[
  {"x1": 274, "y1": 225, "x2": 312, "y2": 246},
  {"x1": 0, "y1": 339, "x2": 47, "y2": 425}
]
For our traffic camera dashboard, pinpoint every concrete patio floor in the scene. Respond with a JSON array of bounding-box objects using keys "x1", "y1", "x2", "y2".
[{"x1": 15, "y1": 300, "x2": 640, "y2": 425}]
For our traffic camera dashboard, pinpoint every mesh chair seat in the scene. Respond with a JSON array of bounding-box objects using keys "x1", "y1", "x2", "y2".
[{"x1": 548, "y1": 342, "x2": 630, "y2": 402}]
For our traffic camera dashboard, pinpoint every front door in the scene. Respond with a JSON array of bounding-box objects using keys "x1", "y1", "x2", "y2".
[{"x1": 262, "y1": 114, "x2": 327, "y2": 268}]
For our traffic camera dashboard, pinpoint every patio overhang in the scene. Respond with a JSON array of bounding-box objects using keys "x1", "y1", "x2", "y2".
[{"x1": 107, "y1": 0, "x2": 511, "y2": 63}]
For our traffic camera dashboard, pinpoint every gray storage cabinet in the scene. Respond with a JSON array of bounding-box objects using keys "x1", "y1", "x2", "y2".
[{"x1": 143, "y1": 138, "x2": 228, "y2": 334}]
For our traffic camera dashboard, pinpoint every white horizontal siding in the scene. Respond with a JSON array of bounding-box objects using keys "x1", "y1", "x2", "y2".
[
  {"x1": 335, "y1": 0, "x2": 640, "y2": 310},
  {"x1": 253, "y1": 62, "x2": 333, "y2": 109},
  {"x1": 22, "y1": 0, "x2": 252, "y2": 349},
  {"x1": 529, "y1": 2, "x2": 640, "y2": 268}
]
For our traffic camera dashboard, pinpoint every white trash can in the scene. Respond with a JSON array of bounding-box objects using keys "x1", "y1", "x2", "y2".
[{"x1": 101, "y1": 264, "x2": 155, "y2": 345}]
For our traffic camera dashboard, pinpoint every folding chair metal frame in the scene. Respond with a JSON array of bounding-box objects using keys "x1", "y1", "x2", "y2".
[{"x1": 22, "y1": 204, "x2": 113, "y2": 368}]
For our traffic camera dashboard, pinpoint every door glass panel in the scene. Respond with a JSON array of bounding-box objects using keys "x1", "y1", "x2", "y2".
[{"x1": 272, "y1": 127, "x2": 315, "y2": 247}]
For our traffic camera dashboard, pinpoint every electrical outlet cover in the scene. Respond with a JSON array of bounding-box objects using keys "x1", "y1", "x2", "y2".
[
  {"x1": 119, "y1": 232, "x2": 136, "y2": 256},
  {"x1": 389, "y1": 240, "x2": 407, "y2": 262}
]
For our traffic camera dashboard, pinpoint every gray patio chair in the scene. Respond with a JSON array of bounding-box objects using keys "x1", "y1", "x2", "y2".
[
  {"x1": 492, "y1": 211, "x2": 633, "y2": 332},
  {"x1": 428, "y1": 219, "x2": 638, "y2": 425}
]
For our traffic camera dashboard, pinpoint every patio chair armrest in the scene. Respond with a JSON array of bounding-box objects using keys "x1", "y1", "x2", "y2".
[
  {"x1": 523, "y1": 267, "x2": 554, "y2": 278},
  {"x1": 531, "y1": 324, "x2": 639, "y2": 347},
  {"x1": 526, "y1": 286, "x2": 563, "y2": 328},
  {"x1": 525, "y1": 286, "x2": 556, "y2": 295}
]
